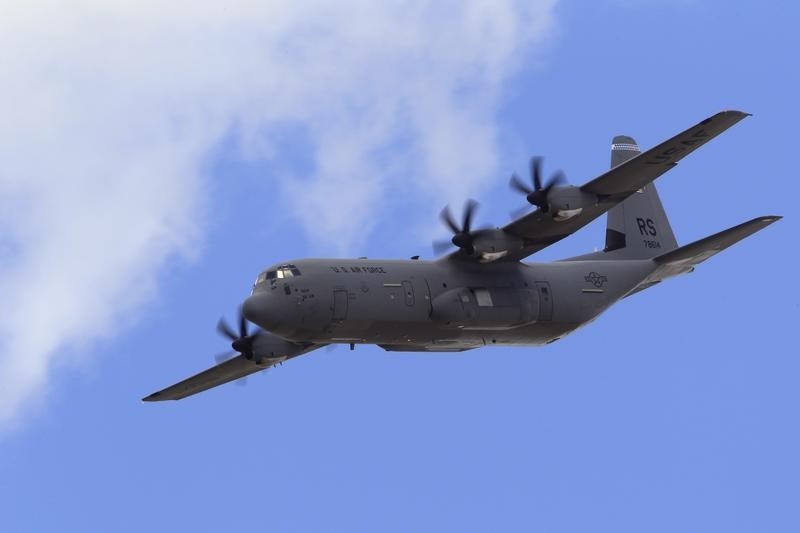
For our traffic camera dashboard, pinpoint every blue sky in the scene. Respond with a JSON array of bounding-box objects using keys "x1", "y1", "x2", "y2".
[{"x1": 1, "y1": 1, "x2": 798, "y2": 531}]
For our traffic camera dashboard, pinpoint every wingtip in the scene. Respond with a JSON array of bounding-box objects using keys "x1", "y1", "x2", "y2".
[
  {"x1": 745, "y1": 215, "x2": 782, "y2": 228},
  {"x1": 722, "y1": 109, "x2": 751, "y2": 118},
  {"x1": 697, "y1": 110, "x2": 751, "y2": 127},
  {"x1": 141, "y1": 391, "x2": 163, "y2": 402}
]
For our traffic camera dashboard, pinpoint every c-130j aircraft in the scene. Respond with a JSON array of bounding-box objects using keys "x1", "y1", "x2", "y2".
[{"x1": 144, "y1": 110, "x2": 780, "y2": 401}]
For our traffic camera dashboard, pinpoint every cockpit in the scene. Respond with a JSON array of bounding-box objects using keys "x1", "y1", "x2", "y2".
[{"x1": 253, "y1": 264, "x2": 302, "y2": 291}]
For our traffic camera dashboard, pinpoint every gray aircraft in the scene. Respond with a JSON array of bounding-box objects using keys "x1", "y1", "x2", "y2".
[{"x1": 144, "y1": 110, "x2": 780, "y2": 401}]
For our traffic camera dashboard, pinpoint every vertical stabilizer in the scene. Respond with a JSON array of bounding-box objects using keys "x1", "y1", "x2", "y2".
[{"x1": 604, "y1": 136, "x2": 678, "y2": 258}]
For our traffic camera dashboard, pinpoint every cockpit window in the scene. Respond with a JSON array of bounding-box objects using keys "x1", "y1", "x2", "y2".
[{"x1": 255, "y1": 264, "x2": 301, "y2": 287}]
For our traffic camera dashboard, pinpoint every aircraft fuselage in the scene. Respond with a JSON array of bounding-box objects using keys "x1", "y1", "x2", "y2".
[{"x1": 243, "y1": 258, "x2": 656, "y2": 351}]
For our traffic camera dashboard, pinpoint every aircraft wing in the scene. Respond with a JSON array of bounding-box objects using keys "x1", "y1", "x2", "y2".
[
  {"x1": 142, "y1": 344, "x2": 320, "y2": 401},
  {"x1": 142, "y1": 355, "x2": 281, "y2": 401},
  {"x1": 580, "y1": 110, "x2": 750, "y2": 195},
  {"x1": 497, "y1": 110, "x2": 751, "y2": 262}
]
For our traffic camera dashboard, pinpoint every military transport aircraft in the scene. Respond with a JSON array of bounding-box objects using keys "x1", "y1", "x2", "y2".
[{"x1": 144, "y1": 110, "x2": 780, "y2": 401}]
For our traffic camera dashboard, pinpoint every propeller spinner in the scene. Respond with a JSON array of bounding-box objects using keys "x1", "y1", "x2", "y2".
[
  {"x1": 433, "y1": 199, "x2": 482, "y2": 255},
  {"x1": 216, "y1": 309, "x2": 263, "y2": 363},
  {"x1": 509, "y1": 156, "x2": 566, "y2": 215}
]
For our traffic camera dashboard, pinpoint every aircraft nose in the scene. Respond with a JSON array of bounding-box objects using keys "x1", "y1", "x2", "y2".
[{"x1": 242, "y1": 292, "x2": 279, "y2": 331}]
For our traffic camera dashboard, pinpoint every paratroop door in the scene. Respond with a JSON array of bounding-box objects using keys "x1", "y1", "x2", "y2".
[
  {"x1": 332, "y1": 289, "x2": 349, "y2": 320},
  {"x1": 535, "y1": 281, "x2": 552, "y2": 321}
]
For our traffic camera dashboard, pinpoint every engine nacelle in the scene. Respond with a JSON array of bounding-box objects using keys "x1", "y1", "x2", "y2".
[
  {"x1": 431, "y1": 287, "x2": 538, "y2": 330},
  {"x1": 251, "y1": 331, "x2": 310, "y2": 361},
  {"x1": 547, "y1": 186, "x2": 598, "y2": 221},
  {"x1": 470, "y1": 229, "x2": 525, "y2": 263}
]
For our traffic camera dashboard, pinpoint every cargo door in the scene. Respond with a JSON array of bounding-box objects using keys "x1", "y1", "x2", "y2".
[{"x1": 332, "y1": 289, "x2": 349, "y2": 321}]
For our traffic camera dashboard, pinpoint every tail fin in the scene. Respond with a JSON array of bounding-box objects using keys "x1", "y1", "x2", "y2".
[{"x1": 603, "y1": 136, "x2": 678, "y2": 259}]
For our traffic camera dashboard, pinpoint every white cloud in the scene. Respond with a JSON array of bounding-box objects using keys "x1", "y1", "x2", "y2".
[{"x1": 0, "y1": 0, "x2": 558, "y2": 426}]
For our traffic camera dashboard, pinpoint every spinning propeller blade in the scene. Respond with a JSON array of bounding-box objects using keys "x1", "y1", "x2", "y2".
[
  {"x1": 216, "y1": 308, "x2": 263, "y2": 362},
  {"x1": 433, "y1": 199, "x2": 481, "y2": 255},
  {"x1": 509, "y1": 156, "x2": 567, "y2": 214}
]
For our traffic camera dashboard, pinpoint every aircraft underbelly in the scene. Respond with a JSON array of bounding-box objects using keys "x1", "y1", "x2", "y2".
[{"x1": 318, "y1": 319, "x2": 577, "y2": 348}]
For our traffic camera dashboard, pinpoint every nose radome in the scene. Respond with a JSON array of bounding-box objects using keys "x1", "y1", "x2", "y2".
[{"x1": 242, "y1": 292, "x2": 278, "y2": 331}]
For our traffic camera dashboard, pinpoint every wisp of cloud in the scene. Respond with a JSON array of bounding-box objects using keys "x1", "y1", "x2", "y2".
[{"x1": 0, "y1": 0, "x2": 557, "y2": 427}]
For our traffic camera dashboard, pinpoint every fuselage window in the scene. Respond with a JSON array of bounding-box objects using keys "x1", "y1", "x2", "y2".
[
  {"x1": 267, "y1": 264, "x2": 302, "y2": 282},
  {"x1": 253, "y1": 272, "x2": 268, "y2": 288},
  {"x1": 474, "y1": 288, "x2": 494, "y2": 307}
]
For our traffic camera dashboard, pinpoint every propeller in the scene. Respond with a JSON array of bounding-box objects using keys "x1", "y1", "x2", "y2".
[
  {"x1": 509, "y1": 156, "x2": 566, "y2": 215},
  {"x1": 216, "y1": 308, "x2": 264, "y2": 363},
  {"x1": 433, "y1": 199, "x2": 481, "y2": 255}
]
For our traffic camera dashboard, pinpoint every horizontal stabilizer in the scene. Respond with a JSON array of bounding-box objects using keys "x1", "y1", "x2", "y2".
[
  {"x1": 625, "y1": 215, "x2": 781, "y2": 296},
  {"x1": 654, "y1": 215, "x2": 781, "y2": 268}
]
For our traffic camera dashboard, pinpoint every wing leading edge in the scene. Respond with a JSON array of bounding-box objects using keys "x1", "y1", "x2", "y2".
[{"x1": 493, "y1": 110, "x2": 751, "y2": 262}]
